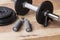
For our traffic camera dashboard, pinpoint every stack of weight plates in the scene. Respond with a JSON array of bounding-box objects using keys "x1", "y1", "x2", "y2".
[{"x1": 0, "y1": 6, "x2": 17, "y2": 26}]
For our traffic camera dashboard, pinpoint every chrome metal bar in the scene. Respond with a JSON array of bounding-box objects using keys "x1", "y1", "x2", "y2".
[{"x1": 23, "y1": 2, "x2": 38, "y2": 12}]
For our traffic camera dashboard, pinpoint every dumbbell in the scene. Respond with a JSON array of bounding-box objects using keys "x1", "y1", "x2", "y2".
[{"x1": 15, "y1": 0, "x2": 60, "y2": 27}]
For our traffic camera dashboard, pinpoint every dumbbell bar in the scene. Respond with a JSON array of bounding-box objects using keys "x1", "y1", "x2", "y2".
[
  {"x1": 15, "y1": 0, "x2": 60, "y2": 27},
  {"x1": 23, "y1": 2, "x2": 59, "y2": 21}
]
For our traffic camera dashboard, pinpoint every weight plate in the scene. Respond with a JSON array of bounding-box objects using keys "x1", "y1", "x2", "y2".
[
  {"x1": 36, "y1": 1, "x2": 53, "y2": 26},
  {"x1": 15, "y1": 0, "x2": 32, "y2": 15},
  {"x1": 0, "y1": 7, "x2": 17, "y2": 26},
  {"x1": 0, "y1": 6, "x2": 12, "y2": 19}
]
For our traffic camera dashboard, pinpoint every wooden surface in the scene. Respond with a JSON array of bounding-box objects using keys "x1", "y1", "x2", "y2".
[{"x1": 0, "y1": 0, "x2": 60, "y2": 40}]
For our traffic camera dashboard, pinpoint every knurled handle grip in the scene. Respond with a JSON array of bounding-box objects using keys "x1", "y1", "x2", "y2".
[{"x1": 13, "y1": 19, "x2": 23, "y2": 32}]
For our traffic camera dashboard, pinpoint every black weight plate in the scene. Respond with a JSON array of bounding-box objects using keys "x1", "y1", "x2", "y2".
[
  {"x1": 0, "y1": 7, "x2": 17, "y2": 26},
  {"x1": 0, "y1": 6, "x2": 12, "y2": 19},
  {"x1": 15, "y1": 0, "x2": 32, "y2": 15},
  {"x1": 36, "y1": 1, "x2": 53, "y2": 25}
]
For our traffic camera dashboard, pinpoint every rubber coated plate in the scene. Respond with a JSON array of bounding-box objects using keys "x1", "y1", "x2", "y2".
[
  {"x1": 0, "y1": 6, "x2": 17, "y2": 26},
  {"x1": 0, "y1": 6, "x2": 12, "y2": 19},
  {"x1": 36, "y1": 1, "x2": 53, "y2": 25},
  {"x1": 15, "y1": 0, "x2": 32, "y2": 15}
]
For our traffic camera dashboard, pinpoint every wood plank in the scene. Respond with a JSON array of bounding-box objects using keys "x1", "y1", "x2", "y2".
[{"x1": 0, "y1": 0, "x2": 12, "y2": 4}]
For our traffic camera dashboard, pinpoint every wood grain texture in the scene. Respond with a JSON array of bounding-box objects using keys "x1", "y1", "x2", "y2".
[{"x1": 0, "y1": 0, "x2": 60, "y2": 40}]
